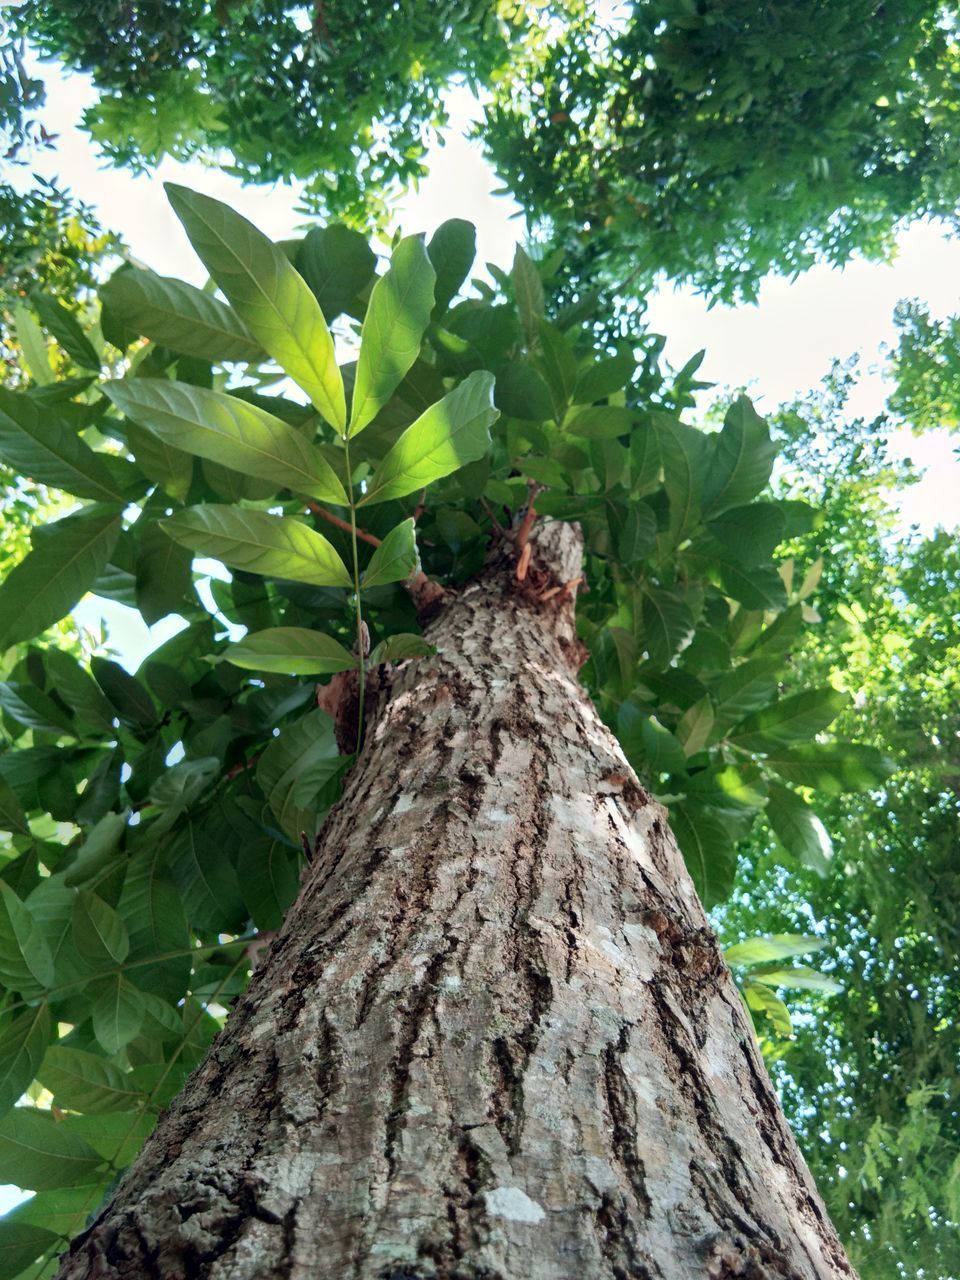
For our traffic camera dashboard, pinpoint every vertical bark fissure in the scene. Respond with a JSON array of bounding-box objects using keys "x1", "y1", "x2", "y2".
[{"x1": 54, "y1": 524, "x2": 858, "y2": 1280}]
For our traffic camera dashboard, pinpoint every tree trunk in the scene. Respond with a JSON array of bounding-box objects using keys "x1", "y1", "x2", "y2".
[{"x1": 55, "y1": 523, "x2": 857, "y2": 1280}]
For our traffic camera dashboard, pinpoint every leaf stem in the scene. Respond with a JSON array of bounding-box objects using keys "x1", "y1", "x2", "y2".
[{"x1": 342, "y1": 435, "x2": 366, "y2": 753}]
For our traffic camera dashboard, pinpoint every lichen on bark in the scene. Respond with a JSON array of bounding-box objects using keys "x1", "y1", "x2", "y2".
[{"x1": 54, "y1": 522, "x2": 857, "y2": 1280}]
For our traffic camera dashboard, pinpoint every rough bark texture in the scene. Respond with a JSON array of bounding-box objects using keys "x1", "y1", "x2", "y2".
[{"x1": 55, "y1": 523, "x2": 857, "y2": 1280}]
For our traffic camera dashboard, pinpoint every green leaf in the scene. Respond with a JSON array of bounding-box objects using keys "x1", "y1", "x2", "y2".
[
  {"x1": 676, "y1": 696, "x2": 715, "y2": 757},
  {"x1": 641, "y1": 716, "x2": 687, "y2": 775},
  {"x1": 150, "y1": 757, "x2": 220, "y2": 836},
  {"x1": 63, "y1": 811, "x2": 128, "y2": 889},
  {"x1": 350, "y1": 235, "x2": 436, "y2": 436},
  {"x1": 0, "y1": 777, "x2": 28, "y2": 837},
  {"x1": 743, "y1": 979, "x2": 794, "y2": 1038},
  {"x1": 0, "y1": 506, "x2": 122, "y2": 651},
  {"x1": 118, "y1": 848, "x2": 190, "y2": 1003},
  {"x1": 428, "y1": 219, "x2": 476, "y2": 318},
  {"x1": 226, "y1": 627, "x2": 356, "y2": 676},
  {"x1": 724, "y1": 934, "x2": 828, "y2": 966},
  {"x1": 670, "y1": 802, "x2": 738, "y2": 908},
  {"x1": 513, "y1": 245, "x2": 544, "y2": 345},
  {"x1": 104, "y1": 379, "x2": 347, "y2": 504},
  {"x1": 642, "y1": 586, "x2": 695, "y2": 668},
  {"x1": 368, "y1": 634, "x2": 434, "y2": 664},
  {"x1": 565, "y1": 405, "x2": 634, "y2": 439},
  {"x1": 0, "y1": 1107, "x2": 103, "y2": 1190},
  {"x1": 706, "y1": 545, "x2": 788, "y2": 611},
  {"x1": 703, "y1": 397, "x2": 777, "y2": 516},
  {"x1": 72, "y1": 890, "x2": 130, "y2": 967},
  {"x1": 362, "y1": 519, "x2": 420, "y2": 588},
  {"x1": 763, "y1": 743, "x2": 895, "y2": 795},
  {"x1": 0, "y1": 388, "x2": 136, "y2": 502},
  {"x1": 730, "y1": 687, "x2": 848, "y2": 750},
  {"x1": 134, "y1": 521, "x2": 194, "y2": 626},
  {"x1": 0, "y1": 883, "x2": 55, "y2": 992},
  {"x1": 162, "y1": 506, "x2": 352, "y2": 587},
  {"x1": 0, "y1": 684, "x2": 74, "y2": 737},
  {"x1": 537, "y1": 320, "x2": 577, "y2": 421},
  {"x1": 0, "y1": 1221, "x2": 58, "y2": 1278},
  {"x1": 0, "y1": 1005, "x2": 49, "y2": 1119},
  {"x1": 167, "y1": 815, "x2": 246, "y2": 933},
  {"x1": 237, "y1": 836, "x2": 299, "y2": 932},
  {"x1": 37, "y1": 1044, "x2": 142, "y2": 1113},
  {"x1": 32, "y1": 295, "x2": 100, "y2": 370},
  {"x1": 100, "y1": 267, "x2": 265, "y2": 363},
  {"x1": 91, "y1": 975, "x2": 146, "y2": 1054},
  {"x1": 91, "y1": 658, "x2": 155, "y2": 735},
  {"x1": 574, "y1": 349, "x2": 635, "y2": 404},
  {"x1": 618, "y1": 502, "x2": 658, "y2": 563},
  {"x1": 359, "y1": 371, "x2": 497, "y2": 506},
  {"x1": 766, "y1": 783, "x2": 833, "y2": 875},
  {"x1": 711, "y1": 658, "x2": 780, "y2": 728},
  {"x1": 123, "y1": 419, "x2": 193, "y2": 503},
  {"x1": 296, "y1": 225, "x2": 377, "y2": 320},
  {"x1": 750, "y1": 966, "x2": 842, "y2": 995},
  {"x1": 257, "y1": 709, "x2": 344, "y2": 841},
  {"x1": 706, "y1": 502, "x2": 786, "y2": 566},
  {"x1": 12, "y1": 304, "x2": 53, "y2": 384},
  {"x1": 654, "y1": 415, "x2": 707, "y2": 543},
  {"x1": 165, "y1": 184, "x2": 346, "y2": 431}
]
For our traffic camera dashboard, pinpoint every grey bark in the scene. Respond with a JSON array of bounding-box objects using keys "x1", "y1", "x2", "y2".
[{"x1": 55, "y1": 523, "x2": 857, "y2": 1280}]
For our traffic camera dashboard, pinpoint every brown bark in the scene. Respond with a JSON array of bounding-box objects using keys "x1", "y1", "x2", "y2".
[{"x1": 55, "y1": 523, "x2": 857, "y2": 1280}]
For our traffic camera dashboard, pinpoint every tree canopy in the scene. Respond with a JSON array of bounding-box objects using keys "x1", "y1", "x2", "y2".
[{"x1": 14, "y1": 0, "x2": 960, "y2": 299}]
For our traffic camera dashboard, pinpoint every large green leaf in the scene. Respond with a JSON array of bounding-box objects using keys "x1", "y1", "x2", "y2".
[
  {"x1": 730, "y1": 687, "x2": 848, "y2": 751},
  {"x1": 32, "y1": 294, "x2": 100, "y2": 370},
  {"x1": 104, "y1": 378, "x2": 347, "y2": 504},
  {"x1": 359, "y1": 371, "x2": 497, "y2": 506},
  {"x1": 226, "y1": 627, "x2": 356, "y2": 676},
  {"x1": 118, "y1": 847, "x2": 190, "y2": 1002},
  {"x1": 134, "y1": 521, "x2": 194, "y2": 626},
  {"x1": 749, "y1": 966, "x2": 842, "y2": 995},
  {"x1": 362, "y1": 518, "x2": 420, "y2": 588},
  {"x1": 0, "y1": 1221, "x2": 58, "y2": 1278},
  {"x1": 162, "y1": 506, "x2": 352, "y2": 587},
  {"x1": 0, "y1": 778, "x2": 28, "y2": 837},
  {"x1": 670, "y1": 802, "x2": 739, "y2": 908},
  {"x1": 296, "y1": 225, "x2": 377, "y2": 320},
  {"x1": 706, "y1": 502, "x2": 786, "y2": 567},
  {"x1": 724, "y1": 934, "x2": 828, "y2": 966},
  {"x1": 743, "y1": 979, "x2": 794, "y2": 1038},
  {"x1": 165, "y1": 184, "x2": 346, "y2": 431},
  {"x1": 641, "y1": 586, "x2": 695, "y2": 668},
  {"x1": 766, "y1": 783, "x2": 833, "y2": 875},
  {"x1": 349, "y1": 235, "x2": 436, "y2": 436},
  {"x1": 0, "y1": 1107, "x2": 103, "y2": 1190},
  {"x1": 703, "y1": 396, "x2": 777, "y2": 516},
  {"x1": 513, "y1": 245, "x2": 544, "y2": 346},
  {"x1": 763, "y1": 743, "x2": 895, "y2": 794},
  {"x1": 428, "y1": 219, "x2": 476, "y2": 318},
  {"x1": 653, "y1": 414, "x2": 708, "y2": 544},
  {"x1": 0, "y1": 389, "x2": 137, "y2": 502},
  {"x1": 537, "y1": 320, "x2": 577, "y2": 422},
  {"x1": 37, "y1": 1045, "x2": 142, "y2": 1113},
  {"x1": 257, "y1": 709, "x2": 345, "y2": 841},
  {"x1": 91, "y1": 974, "x2": 146, "y2": 1054},
  {"x1": 0, "y1": 506, "x2": 122, "y2": 651},
  {"x1": 0, "y1": 1005, "x2": 49, "y2": 1119},
  {"x1": 168, "y1": 815, "x2": 246, "y2": 934},
  {"x1": 0, "y1": 882, "x2": 55, "y2": 992},
  {"x1": 100, "y1": 266, "x2": 265, "y2": 362},
  {"x1": 72, "y1": 890, "x2": 130, "y2": 967}
]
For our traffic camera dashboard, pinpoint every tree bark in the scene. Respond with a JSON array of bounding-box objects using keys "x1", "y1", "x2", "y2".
[{"x1": 55, "y1": 523, "x2": 857, "y2": 1280}]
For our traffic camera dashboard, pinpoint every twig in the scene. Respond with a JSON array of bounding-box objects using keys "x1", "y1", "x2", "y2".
[
  {"x1": 514, "y1": 480, "x2": 545, "y2": 555},
  {"x1": 538, "y1": 576, "x2": 583, "y2": 603},
  {"x1": 480, "y1": 497, "x2": 506, "y2": 536},
  {"x1": 308, "y1": 502, "x2": 381, "y2": 548},
  {"x1": 516, "y1": 542, "x2": 532, "y2": 582},
  {"x1": 412, "y1": 489, "x2": 427, "y2": 523}
]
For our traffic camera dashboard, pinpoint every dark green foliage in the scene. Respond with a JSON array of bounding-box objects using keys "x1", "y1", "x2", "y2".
[
  {"x1": 721, "y1": 373, "x2": 960, "y2": 1278},
  {"x1": 482, "y1": 0, "x2": 960, "y2": 302}
]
